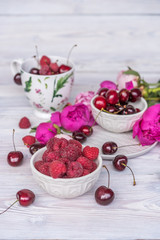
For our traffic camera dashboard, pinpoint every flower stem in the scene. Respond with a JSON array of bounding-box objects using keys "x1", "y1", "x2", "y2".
[
  {"x1": 121, "y1": 163, "x2": 136, "y2": 186},
  {"x1": 103, "y1": 165, "x2": 110, "y2": 188},
  {"x1": 0, "y1": 199, "x2": 19, "y2": 215}
]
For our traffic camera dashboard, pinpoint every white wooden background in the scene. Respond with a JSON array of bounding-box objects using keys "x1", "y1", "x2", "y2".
[{"x1": 0, "y1": 1, "x2": 160, "y2": 239}]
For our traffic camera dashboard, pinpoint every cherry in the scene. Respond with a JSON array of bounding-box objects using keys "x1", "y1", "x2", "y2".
[
  {"x1": 119, "y1": 88, "x2": 130, "y2": 105},
  {"x1": 129, "y1": 88, "x2": 142, "y2": 102},
  {"x1": 136, "y1": 108, "x2": 141, "y2": 113},
  {"x1": 113, "y1": 155, "x2": 136, "y2": 186},
  {"x1": 122, "y1": 105, "x2": 136, "y2": 115},
  {"x1": 72, "y1": 131, "x2": 87, "y2": 143},
  {"x1": 98, "y1": 88, "x2": 109, "y2": 97},
  {"x1": 29, "y1": 68, "x2": 39, "y2": 75},
  {"x1": 59, "y1": 64, "x2": 71, "y2": 74},
  {"x1": 0, "y1": 189, "x2": 35, "y2": 215},
  {"x1": 102, "y1": 141, "x2": 118, "y2": 155},
  {"x1": 50, "y1": 62, "x2": 59, "y2": 73},
  {"x1": 115, "y1": 104, "x2": 124, "y2": 114},
  {"x1": 13, "y1": 73, "x2": 22, "y2": 85},
  {"x1": 106, "y1": 90, "x2": 119, "y2": 105},
  {"x1": 105, "y1": 105, "x2": 117, "y2": 113},
  {"x1": 94, "y1": 96, "x2": 107, "y2": 110},
  {"x1": 95, "y1": 165, "x2": 114, "y2": 205},
  {"x1": 79, "y1": 125, "x2": 93, "y2": 137},
  {"x1": 7, "y1": 129, "x2": 23, "y2": 166},
  {"x1": 29, "y1": 143, "x2": 45, "y2": 155}
]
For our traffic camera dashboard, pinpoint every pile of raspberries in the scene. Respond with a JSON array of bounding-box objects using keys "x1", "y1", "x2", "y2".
[{"x1": 34, "y1": 136, "x2": 99, "y2": 179}]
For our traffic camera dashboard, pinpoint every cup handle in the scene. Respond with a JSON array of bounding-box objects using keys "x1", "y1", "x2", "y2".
[{"x1": 10, "y1": 58, "x2": 23, "y2": 75}]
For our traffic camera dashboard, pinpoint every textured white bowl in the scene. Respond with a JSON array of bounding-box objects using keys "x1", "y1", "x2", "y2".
[
  {"x1": 30, "y1": 147, "x2": 102, "y2": 199},
  {"x1": 91, "y1": 95, "x2": 147, "y2": 133}
]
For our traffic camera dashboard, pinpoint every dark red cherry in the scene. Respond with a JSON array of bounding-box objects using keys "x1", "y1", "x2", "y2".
[
  {"x1": 72, "y1": 131, "x2": 87, "y2": 143},
  {"x1": 0, "y1": 189, "x2": 35, "y2": 215},
  {"x1": 79, "y1": 125, "x2": 93, "y2": 137},
  {"x1": 98, "y1": 88, "x2": 109, "y2": 97},
  {"x1": 113, "y1": 155, "x2": 128, "y2": 171},
  {"x1": 95, "y1": 165, "x2": 114, "y2": 205},
  {"x1": 16, "y1": 189, "x2": 35, "y2": 207},
  {"x1": 94, "y1": 96, "x2": 107, "y2": 110},
  {"x1": 59, "y1": 64, "x2": 71, "y2": 74},
  {"x1": 29, "y1": 68, "x2": 39, "y2": 75},
  {"x1": 122, "y1": 105, "x2": 136, "y2": 115},
  {"x1": 95, "y1": 186, "x2": 114, "y2": 205},
  {"x1": 105, "y1": 90, "x2": 119, "y2": 105},
  {"x1": 119, "y1": 88, "x2": 130, "y2": 105},
  {"x1": 14, "y1": 73, "x2": 22, "y2": 85},
  {"x1": 129, "y1": 88, "x2": 142, "y2": 102},
  {"x1": 136, "y1": 108, "x2": 141, "y2": 113},
  {"x1": 115, "y1": 104, "x2": 124, "y2": 114},
  {"x1": 102, "y1": 141, "x2": 118, "y2": 155},
  {"x1": 7, "y1": 129, "x2": 23, "y2": 166},
  {"x1": 105, "y1": 105, "x2": 117, "y2": 113},
  {"x1": 29, "y1": 143, "x2": 45, "y2": 155}
]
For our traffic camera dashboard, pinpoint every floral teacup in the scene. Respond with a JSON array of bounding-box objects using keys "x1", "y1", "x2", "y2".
[{"x1": 11, "y1": 56, "x2": 74, "y2": 119}]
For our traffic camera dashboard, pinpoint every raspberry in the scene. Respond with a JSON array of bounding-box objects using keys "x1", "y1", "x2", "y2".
[
  {"x1": 60, "y1": 145, "x2": 81, "y2": 161},
  {"x1": 67, "y1": 162, "x2": 83, "y2": 178},
  {"x1": 59, "y1": 157, "x2": 70, "y2": 166},
  {"x1": 82, "y1": 169, "x2": 91, "y2": 176},
  {"x1": 45, "y1": 151, "x2": 60, "y2": 162},
  {"x1": 19, "y1": 117, "x2": 31, "y2": 129},
  {"x1": 46, "y1": 138, "x2": 55, "y2": 151},
  {"x1": 42, "y1": 150, "x2": 50, "y2": 161},
  {"x1": 50, "y1": 62, "x2": 59, "y2": 73},
  {"x1": 34, "y1": 160, "x2": 43, "y2": 171},
  {"x1": 49, "y1": 160, "x2": 66, "y2": 178},
  {"x1": 68, "y1": 139, "x2": 82, "y2": 150},
  {"x1": 77, "y1": 156, "x2": 93, "y2": 171},
  {"x1": 83, "y1": 146, "x2": 99, "y2": 160},
  {"x1": 22, "y1": 135, "x2": 36, "y2": 148},
  {"x1": 40, "y1": 55, "x2": 51, "y2": 66},
  {"x1": 38, "y1": 162, "x2": 51, "y2": 176},
  {"x1": 91, "y1": 162, "x2": 97, "y2": 172}
]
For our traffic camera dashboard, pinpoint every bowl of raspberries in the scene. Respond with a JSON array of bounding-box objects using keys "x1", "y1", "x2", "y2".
[
  {"x1": 30, "y1": 135, "x2": 102, "y2": 198},
  {"x1": 91, "y1": 88, "x2": 147, "y2": 133}
]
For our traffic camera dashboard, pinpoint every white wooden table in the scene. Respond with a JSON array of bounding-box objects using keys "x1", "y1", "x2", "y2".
[{"x1": 0, "y1": 1, "x2": 160, "y2": 239}]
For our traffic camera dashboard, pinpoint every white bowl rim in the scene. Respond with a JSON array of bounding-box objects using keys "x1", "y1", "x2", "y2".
[
  {"x1": 21, "y1": 55, "x2": 75, "y2": 77},
  {"x1": 30, "y1": 147, "x2": 103, "y2": 182},
  {"x1": 91, "y1": 94, "x2": 148, "y2": 118}
]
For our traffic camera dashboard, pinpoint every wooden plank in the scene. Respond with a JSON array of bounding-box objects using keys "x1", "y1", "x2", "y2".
[{"x1": 0, "y1": 0, "x2": 160, "y2": 15}]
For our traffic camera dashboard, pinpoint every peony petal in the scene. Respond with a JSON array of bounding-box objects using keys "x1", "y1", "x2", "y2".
[
  {"x1": 100, "y1": 80, "x2": 117, "y2": 90},
  {"x1": 50, "y1": 111, "x2": 62, "y2": 127}
]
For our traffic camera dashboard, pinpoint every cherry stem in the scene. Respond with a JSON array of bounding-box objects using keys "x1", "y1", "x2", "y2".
[
  {"x1": 91, "y1": 108, "x2": 104, "y2": 127},
  {"x1": 0, "y1": 199, "x2": 19, "y2": 215},
  {"x1": 103, "y1": 165, "x2": 110, "y2": 188},
  {"x1": 12, "y1": 129, "x2": 16, "y2": 152},
  {"x1": 35, "y1": 45, "x2": 40, "y2": 68},
  {"x1": 118, "y1": 143, "x2": 141, "y2": 149},
  {"x1": 67, "y1": 44, "x2": 77, "y2": 65},
  {"x1": 121, "y1": 163, "x2": 136, "y2": 186}
]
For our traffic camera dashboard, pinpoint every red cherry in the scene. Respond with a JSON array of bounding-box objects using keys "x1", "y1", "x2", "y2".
[
  {"x1": 94, "y1": 96, "x2": 107, "y2": 110},
  {"x1": 106, "y1": 90, "x2": 119, "y2": 105},
  {"x1": 79, "y1": 125, "x2": 93, "y2": 137},
  {"x1": 0, "y1": 189, "x2": 35, "y2": 215},
  {"x1": 29, "y1": 68, "x2": 39, "y2": 75},
  {"x1": 13, "y1": 73, "x2": 22, "y2": 85},
  {"x1": 95, "y1": 165, "x2": 114, "y2": 205},
  {"x1": 39, "y1": 65, "x2": 50, "y2": 75},
  {"x1": 98, "y1": 88, "x2": 109, "y2": 97},
  {"x1": 7, "y1": 129, "x2": 23, "y2": 167},
  {"x1": 102, "y1": 141, "x2": 118, "y2": 155},
  {"x1": 136, "y1": 108, "x2": 141, "y2": 113},
  {"x1": 119, "y1": 88, "x2": 130, "y2": 105},
  {"x1": 129, "y1": 88, "x2": 142, "y2": 102},
  {"x1": 59, "y1": 64, "x2": 71, "y2": 74},
  {"x1": 50, "y1": 62, "x2": 59, "y2": 73}
]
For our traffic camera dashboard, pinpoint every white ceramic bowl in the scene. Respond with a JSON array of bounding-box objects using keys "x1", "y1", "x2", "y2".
[
  {"x1": 91, "y1": 95, "x2": 147, "y2": 133},
  {"x1": 11, "y1": 56, "x2": 74, "y2": 119},
  {"x1": 30, "y1": 147, "x2": 102, "y2": 199}
]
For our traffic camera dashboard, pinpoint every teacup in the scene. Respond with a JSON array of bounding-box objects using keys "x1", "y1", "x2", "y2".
[{"x1": 11, "y1": 57, "x2": 74, "y2": 119}]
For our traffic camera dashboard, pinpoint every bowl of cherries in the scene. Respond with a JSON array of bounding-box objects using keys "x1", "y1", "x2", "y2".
[
  {"x1": 91, "y1": 88, "x2": 147, "y2": 133},
  {"x1": 30, "y1": 135, "x2": 102, "y2": 199},
  {"x1": 11, "y1": 46, "x2": 76, "y2": 119}
]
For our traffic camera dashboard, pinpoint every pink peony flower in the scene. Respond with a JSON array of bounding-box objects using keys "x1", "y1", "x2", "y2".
[
  {"x1": 75, "y1": 91, "x2": 95, "y2": 112},
  {"x1": 133, "y1": 104, "x2": 160, "y2": 146},
  {"x1": 117, "y1": 70, "x2": 139, "y2": 90},
  {"x1": 100, "y1": 80, "x2": 117, "y2": 90},
  {"x1": 60, "y1": 103, "x2": 95, "y2": 132},
  {"x1": 35, "y1": 122, "x2": 57, "y2": 144},
  {"x1": 50, "y1": 112, "x2": 62, "y2": 127}
]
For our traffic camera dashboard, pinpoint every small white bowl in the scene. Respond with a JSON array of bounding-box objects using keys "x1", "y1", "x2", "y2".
[
  {"x1": 91, "y1": 95, "x2": 147, "y2": 133},
  {"x1": 30, "y1": 147, "x2": 102, "y2": 199}
]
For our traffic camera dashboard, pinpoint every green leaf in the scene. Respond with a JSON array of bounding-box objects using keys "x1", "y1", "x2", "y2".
[
  {"x1": 50, "y1": 107, "x2": 56, "y2": 111},
  {"x1": 45, "y1": 83, "x2": 48, "y2": 89},
  {"x1": 55, "y1": 94, "x2": 62, "y2": 97},
  {"x1": 29, "y1": 126, "x2": 37, "y2": 133},
  {"x1": 53, "y1": 124, "x2": 61, "y2": 134},
  {"x1": 24, "y1": 77, "x2": 32, "y2": 92},
  {"x1": 38, "y1": 79, "x2": 41, "y2": 83},
  {"x1": 44, "y1": 77, "x2": 50, "y2": 81},
  {"x1": 61, "y1": 127, "x2": 72, "y2": 133},
  {"x1": 123, "y1": 69, "x2": 140, "y2": 78}
]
